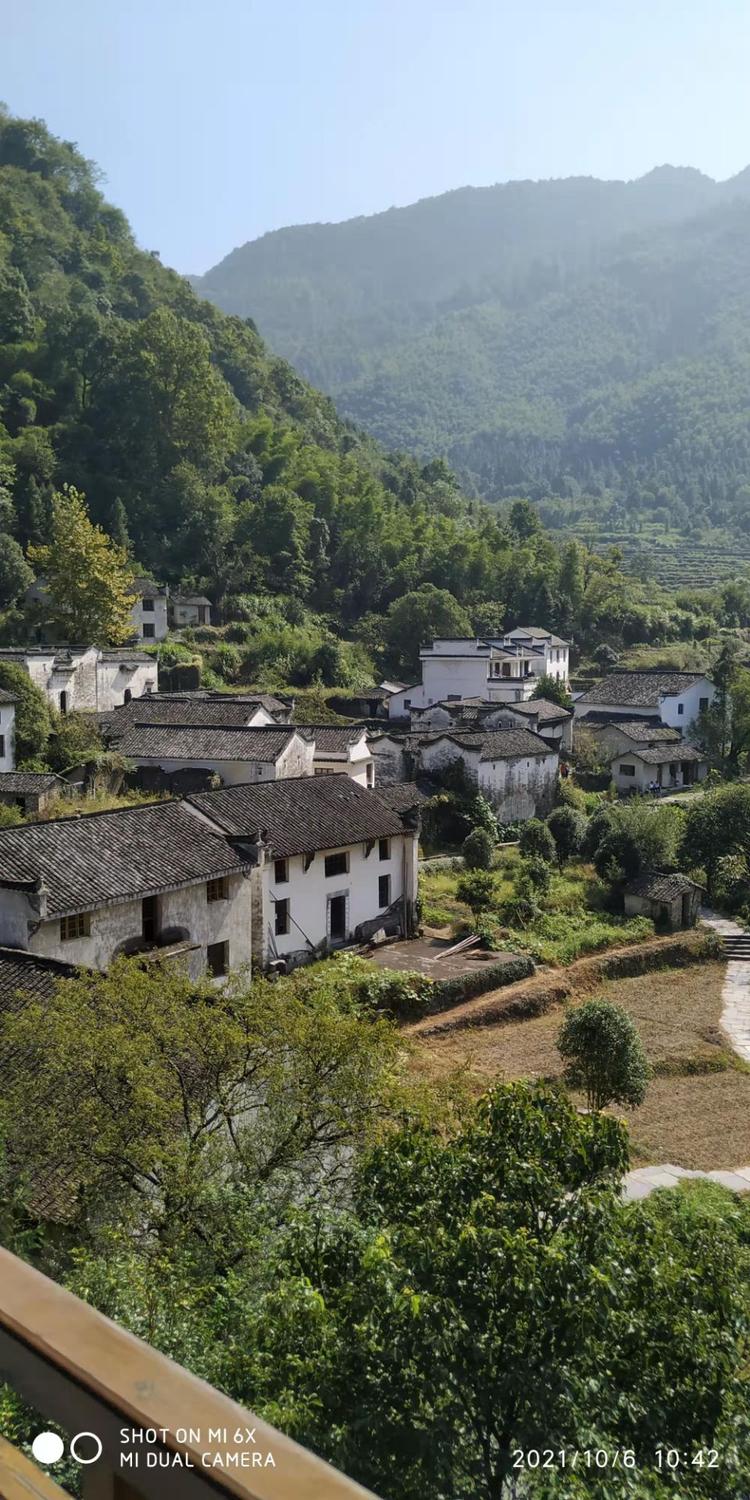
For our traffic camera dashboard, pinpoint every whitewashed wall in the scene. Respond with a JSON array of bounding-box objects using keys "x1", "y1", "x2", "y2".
[{"x1": 263, "y1": 834, "x2": 414, "y2": 963}]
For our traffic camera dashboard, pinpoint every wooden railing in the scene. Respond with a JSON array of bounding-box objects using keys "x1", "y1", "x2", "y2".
[{"x1": 0, "y1": 1247, "x2": 381, "y2": 1500}]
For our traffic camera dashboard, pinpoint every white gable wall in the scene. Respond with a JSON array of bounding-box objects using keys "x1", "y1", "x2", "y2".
[{"x1": 264, "y1": 832, "x2": 416, "y2": 965}]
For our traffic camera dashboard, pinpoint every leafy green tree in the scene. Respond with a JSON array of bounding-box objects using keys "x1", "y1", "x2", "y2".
[
  {"x1": 518, "y1": 817, "x2": 556, "y2": 863},
  {"x1": 456, "y1": 868, "x2": 496, "y2": 917},
  {"x1": 531, "y1": 673, "x2": 572, "y2": 709},
  {"x1": 582, "y1": 804, "x2": 617, "y2": 858},
  {"x1": 383, "y1": 585, "x2": 472, "y2": 676},
  {"x1": 46, "y1": 711, "x2": 104, "y2": 773},
  {"x1": 557, "y1": 998, "x2": 651, "y2": 1112},
  {"x1": 681, "y1": 783, "x2": 750, "y2": 896},
  {"x1": 593, "y1": 826, "x2": 642, "y2": 886},
  {"x1": 461, "y1": 827, "x2": 494, "y2": 869},
  {"x1": 546, "y1": 805, "x2": 586, "y2": 867},
  {"x1": 0, "y1": 533, "x2": 33, "y2": 607},
  {"x1": 28, "y1": 485, "x2": 136, "y2": 644},
  {"x1": 0, "y1": 661, "x2": 50, "y2": 763},
  {"x1": 522, "y1": 853, "x2": 552, "y2": 896}
]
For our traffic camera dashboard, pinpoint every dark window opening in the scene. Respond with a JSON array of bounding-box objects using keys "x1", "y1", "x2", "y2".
[
  {"x1": 142, "y1": 598, "x2": 155, "y2": 611},
  {"x1": 0, "y1": 735, "x2": 5, "y2": 758},
  {"x1": 378, "y1": 874, "x2": 391, "y2": 908},
  {"x1": 325, "y1": 851, "x2": 349, "y2": 878},
  {"x1": 677, "y1": 703, "x2": 684, "y2": 716},
  {"x1": 207, "y1": 941, "x2": 229, "y2": 977},
  {"x1": 275, "y1": 898, "x2": 290, "y2": 936},
  {"x1": 59, "y1": 691, "x2": 68, "y2": 715},
  {"x1": 378, "y1": 838, "x2": 390, "y2": 860},
  {"x1": 61, "y1": 911, "x2": 90, "y2": 941},
  {"x1": 206, "y1": 876, "x2": 228, "y2": 902},
  {"x1": 620, "y1": 764, "x2": 636, "y2": 776},
  {"x1": 699, "y1": 697, "x2": 709, "y2": 712},
  {"x1": 123, "y1": 688, "x2": 132, "y2": 704},
  {"x1": 143, "y1": 622, "x2": 155, "y2": 639},
  {"x1": 274, "y1": 858, "x2": 289, "y2": 884}
]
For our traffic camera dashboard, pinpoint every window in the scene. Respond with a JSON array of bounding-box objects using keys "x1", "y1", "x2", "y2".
[
  {"x1": 699, "y1": 696, "x2": 709, "y2": 712},
  {"x1": 60, "y1": 911, "x2": 91, "y2": 941},
  {"x1": 378, "y1": 838, "x2": 391, "y2": 861},
  {"x1": 143, "y1": 622, "x2": 155, "y2": 639},
  {"x1": 59, "y1": 691, "x2": 68, "y2": 715},
  {"x1": 325, "y1": 851, "x2": 349, "y2": 878},
  {"x1": 0, "y1": 735, "x2": 5, "y2": 759},
  {"x1": 404, "y1": 699, "x2": 411, "y2": 710},
  {"x1": 366, "y1": 762, "x2": 374, "y2": 786},
  {"x1": 142, "y1": 894, "x2": 159, "y2": 943},
  {"x1": 619, "y1": 764, "x2": 636, "y2": 777},
  {"x1": 123, "y1": 688, "x2": 132, "y2": 705},
  {"x1": 206, "y1": 876, "x2": 228, "y2": 903},
  {"x1": 274, "y1": 858, "x2": 289, "y2": 884},
  {"x1": 275, "y1": 898, "x2": 290, "y2": 936},
  {"x1": 142, "y1": 597, "x2": 155, "y2": 612},
  {"x1": 378, "y1": 874, "x2": 391, "y2": 908},
  {"x1": 677, "y1": 703, "x2": 684, "y2": 716},
  {"x1": 207, "y1": 941, "x2": 229, "y2": 977}
]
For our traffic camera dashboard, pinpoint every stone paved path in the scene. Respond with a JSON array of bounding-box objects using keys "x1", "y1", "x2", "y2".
[{"x1": 623, "y1": 912, "x2": 750, "y2": 1200}]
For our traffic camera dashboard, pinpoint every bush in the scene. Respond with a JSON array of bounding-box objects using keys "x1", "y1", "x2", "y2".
[
  {"x1": 557, "y1": 997, "x2": 651, "y2": 1111},
  {"x1": 582, "y1": 805, "x2": 617, "y2": 859},
  {"x1": 518, "y1": 818, "x2": 556, "y2": 863},
  {"x1": 593, "y1": 827, "x2": 642, "y2": 886},
  {"x1": 455, "y1": 869, "x2": 496, "y2": 917},
  {"x1": 462, "y1": 827, "x2": 495, "y2": 870},
  {"x1": 522, "y1": 855, "x2": 552, "y2": 896},
  {"x1": 546, "y1": 805, "x2": 587, "y2": 866},
  {"x1": 429, "y1": 955, "x2": 535, "y2": 1012},
  {"x1": 0, "y1": 661, "x2": 51, "y2": 763},
  {"x1": 328, "y1": 953, "x2": 433, "y2": 1020}
]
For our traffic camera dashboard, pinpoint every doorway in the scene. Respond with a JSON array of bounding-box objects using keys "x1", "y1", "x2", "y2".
[{"x1": 328, "y1": 893, "x2": 347, "y2": 944}]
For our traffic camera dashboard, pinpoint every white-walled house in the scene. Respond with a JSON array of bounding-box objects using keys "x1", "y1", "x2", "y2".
[
  {"x1": 105, "y1": 692, "x2": 285, "y2": 738},
  {"x1": 131, "y1": 578, "x2": 169, "y2": 642},
  {"x1": 113, "y1": 724, "x2": 314, "y2": 786},
  {"x1": 411, "y1": 696, "x2": 573, "y2": 752},
  {"x1": 0, "y1": 646, "x2": 156, "y2": 714},
  {"x1": 0, "y1": 690, "x2": 17, "y2": 772},
  {"x1": 188, "y1": 776, "x2": 420, "y2": 972},
  {"x1": 418, "y1": 728, "x2": 559, "y2": 822},
  {"x1": 574, "y1": 672, "x2": 715, "y2": 738},
  {"x1": 388, "y1": 629, "x2": 570, "y2": 718},
  {"x1": 169, "y1": 593, "x2": 212, "y2": 628},
  {"x1": 610, "y1": 743, "x2": 708, "y2": 794},
  {"x1": 306, "y1": 726, "x2": 375, "y2": 785},
  {"x1": 584, "y1": 720, "x2": 683, "y2": 762},
  {"x1": 0, "y1": 800, "x2": 253, "y2": 981}
]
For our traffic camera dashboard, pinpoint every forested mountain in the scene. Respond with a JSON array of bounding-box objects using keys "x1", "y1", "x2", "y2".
[
  {"x1": 1, "y1": 104, "x2": 684, "y2": 668},
  {"x1": 195, "y1": 168, "x2": 750, "y2": 532}
]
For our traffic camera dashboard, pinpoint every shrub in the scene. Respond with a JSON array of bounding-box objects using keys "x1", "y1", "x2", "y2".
[
  {"x1": 0, "y1": 661, "x2": 51, "y2": 763},
  {"x1": 329, "y1": 953, "x2": 433, "y2": 1020},
  {"x1": 522, "y1": 855, "x2": 552, "y2": 896},
  {"x1": 557, "y1": 997, "x2": 651, "y2": 1111},
  {"x1": 455, "y1": 869, "x2": 496, "y2": 917},
  {"x1": 462, "y1": 827, "x2": 495, "y2": 870},
  {"x1": 429, "y1": 955, "x2": 535, "y2": 1012},
  {"x1": 582, "y1": 805, "x2": 617, "y2": 859},
  {"x1": 518, "y1": 818, "x2": 556, "y2": 863},
  {"x1": 593, "y1": 827, "x2": 642, "y2": 886},
  {"x1": 546, "y1": 805, "x2": 587, "y2": 867}
]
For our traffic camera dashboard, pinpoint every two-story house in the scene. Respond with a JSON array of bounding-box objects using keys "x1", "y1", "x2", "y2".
[
  {"x1": 574, "y1": 671, "x2": 715, "y2": 738},
  {"x1": 387, "y1": 628, "x2": 571, "y2": 718},
  {"x1": 0, "y1": 646, "x2": 156, "y2": 714},
  {"x1": 0, "y1": 800, "x2": 253, "y2": 980},
  {"x1": 410, "y1": 695, "x2": 573, "y2": 752},
  {"x1": 130, "y1": 578, "x2": 169, "y2": 641},
  {"x1": 306, "y1": 726, "x2": 375, "y2": 785},
  {"x1": 417, "y1": 727, "x2": 559, "y2": 821},
  {"x1": 187, "y1": 776, "x2": 420, "y2": 972}
]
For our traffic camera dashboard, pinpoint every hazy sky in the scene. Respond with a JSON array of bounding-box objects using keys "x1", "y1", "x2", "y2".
[{"x1": 4, "y1": 0, "x2": 750, "y2": 274}]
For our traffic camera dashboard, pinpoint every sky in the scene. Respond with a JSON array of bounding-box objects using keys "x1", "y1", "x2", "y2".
[{"x1": 4, "y1": 0, "x2": 750, "y2": 275}]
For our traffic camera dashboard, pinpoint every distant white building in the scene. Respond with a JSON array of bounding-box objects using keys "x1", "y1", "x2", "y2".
[
  {"x1": 417, "y1": 727, "x2": 559, "y2": 823},
  {"x1": 188, "y1": 777, "x2": 420, "y2": 972},
  {"x1": 131, "y1": 578, "x2": 169, "y2": 642},
  {"x1": 0, "y1": 646, "x2": 156, "y2": 715},
  {"x1": 306, "y1": 726, "x2": 375, "y2": 785},
  {"x1": 169, "y1": 593, "x2": 212, "y2": 628},
  {"x1": 388, "y1": 629, "x2": 570, "y2": 718},
  {"x1": 410, "y1": 695, "x2": 573, "y2": 753},
  {"x1": 574, "y1": 672, "x2": 715, "y2": 738},
  {"x1": 112, "y1": 724, "x2": 314, "y2": 786}
]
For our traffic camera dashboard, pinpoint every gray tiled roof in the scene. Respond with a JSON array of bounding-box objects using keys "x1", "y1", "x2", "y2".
[
  {"x1": 599, "y1": 720, "x2": 682, "y2": 743},
  {"x1": 114, "y1": 724, "x2": 299, "y2": 762},
  {"x1": 0, "y1": 800, "x2": 250, "y2": 916},
  {"x1": 372, "y1": 782, "x2": 429, "y2": 812},
  {"x1": 0, "y1": 689, "x2": 19, "y2": 704},
  {"x1": 626, "y1": 871, "x2": 703, "y2": 900},
  {"x1": 506, "y1": 697, "x2": 572, "y2": 722},
  {"x1": 578, "y1": 672, "x2": 709, "y2": 708},
  {"x1": 0, "y1": 948, "x2": 79, "y2": 1010},
  {"x1": 302, "y1": 725, "x2": 370, "y2": 753},
  {"x1": 190, "y1": 776, "x2": 407, "y2": 858},
  {"x1": 624, "y1": 743, "x2": 705, "y2": 766},
  {"x1": 0, "y1": 772, "x2": 63, "y2": 794},
  {"x1": 108, "y1": 698, "x2": 268, "y2": 732},
  {"x1": 425, "y1": 728, "x2": 556, "y2": 760},
  {"x1": 504, "y1": 626, "x2": 569, "y2": 647}
]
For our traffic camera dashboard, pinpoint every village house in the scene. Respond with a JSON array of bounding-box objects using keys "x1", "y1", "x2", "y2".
[
  {"x1": 583, "y1": 719, "x2": 683, "y2": 761},
  {"x1": 0, "y1": 800, "x2": 253, "y2": 980},
  {"x1": 410, "y1": 695, "x2": 573, "y2": 752},
  {"x1": 130, "y1": 577, "x2": 169, "y2": 641},
  {"x1": 169, "y1": 593, "x2": 212, "y2": 628},
  {"x1": 0, "y1": 646, "x2": 156, "y2": 714},
  {"x1": 104, "y1": 691, "x2": 288, "y2": 737},
  {"x1": 609, "y1": 741, "x2": 708, "y2": 795},
  {"x1": 574, "y1": 671, "x2": 715, "y2": 737},
  {"x1": 623, "y1": 872, "x2": 703, "y2": 930},
  {"x1": 111, "y1": 723, "x2": 314, "y2": 789},
  {"x1": 0, "y1": 771, "x2": 69, "y2": 816},
  {"x1": 387, "y1": 629, "x2": 570, "y2": 718},
  {"x1": 417, "y1": 728, "x2": 559, "y2": 822},
  {"x1": 306, "y1": 725, "x2": 375, "y2": 785},
  {"x1": 187, "y1": 776, "x2": 420, "y2": 972}
]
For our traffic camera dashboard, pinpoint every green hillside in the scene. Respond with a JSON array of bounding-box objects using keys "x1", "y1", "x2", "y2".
[{"x1": 195, "y1": 168, "x2": 750, "y2": 534}]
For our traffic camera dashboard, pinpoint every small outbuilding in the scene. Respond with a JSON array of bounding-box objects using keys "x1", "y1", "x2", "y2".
[{"x1": 623, "y1": 871, "x2": 703, "y2": 930}]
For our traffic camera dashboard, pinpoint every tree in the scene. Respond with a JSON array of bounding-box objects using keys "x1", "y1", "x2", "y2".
[
  {"x1": 0, "y1": 958, "x2": 403, "y2": 1256},
  {"x1": 681, "y1": 783, "x2": 750, "y2": 896},
  {"x1": 518, "y1": 817, "x2": 556, "y2": 863},
  {"x1": 546, "y1": 805, "x2": 586, "y2": 867},
  {"x1": 456, "y1": 868, "x2": 496, "y2": 917},
  {"x1": 462, "y1": 827, "x2": 494, "y2": 869},
  {"x1": 0, "y1": 661, "x2": 51, "y2": 763},
  {"x1": 0, "y1": 532, "x2": 33, "y2": 607},
  {"x1": 521, "y1": 853, "x2": 552, "y2": 896},
  {"x1": 46, "y1": 711, "x2": 104, "y2": 773},
  {"x1": 532, "y1": 672, "x2": 573, "y2": 709},
  {"x1": 557, "y1": 998, "x2": 650, "y2": 1112},
  {"x1": 582, "y1": 804, "x2": 617, "y2": 858},
  {"x1": 28, "y1": 485, "x2": 137, "y2": 645},
  {"x1": 593, "y1": 825, "x2": 642, "y2": 886},
  {"x1": 383, "y1": 585, "x2": 472, "y2": 677}
]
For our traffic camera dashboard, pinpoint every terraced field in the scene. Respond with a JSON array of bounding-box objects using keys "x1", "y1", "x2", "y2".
[{"x1": 563, "y1": 524, "x2": 750, "y2": 590}]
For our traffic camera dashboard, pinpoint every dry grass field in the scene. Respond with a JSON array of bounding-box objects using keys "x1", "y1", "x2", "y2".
[{"x1": 411, "y1": 961, "x2": 750, "y2": 1170}]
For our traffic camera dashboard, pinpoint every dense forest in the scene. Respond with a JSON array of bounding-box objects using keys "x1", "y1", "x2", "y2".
[
  {"x1": 0, "y1": 104, "x2": 712, "y2": 680},
  {"x1": 195, "y1": 167, "x2": 750, "y2": 535}
]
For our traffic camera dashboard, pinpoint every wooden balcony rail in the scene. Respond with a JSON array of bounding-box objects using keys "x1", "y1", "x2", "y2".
[{"x1": 0, "y1": 1246, "x2": 381, "y2": 1500}]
